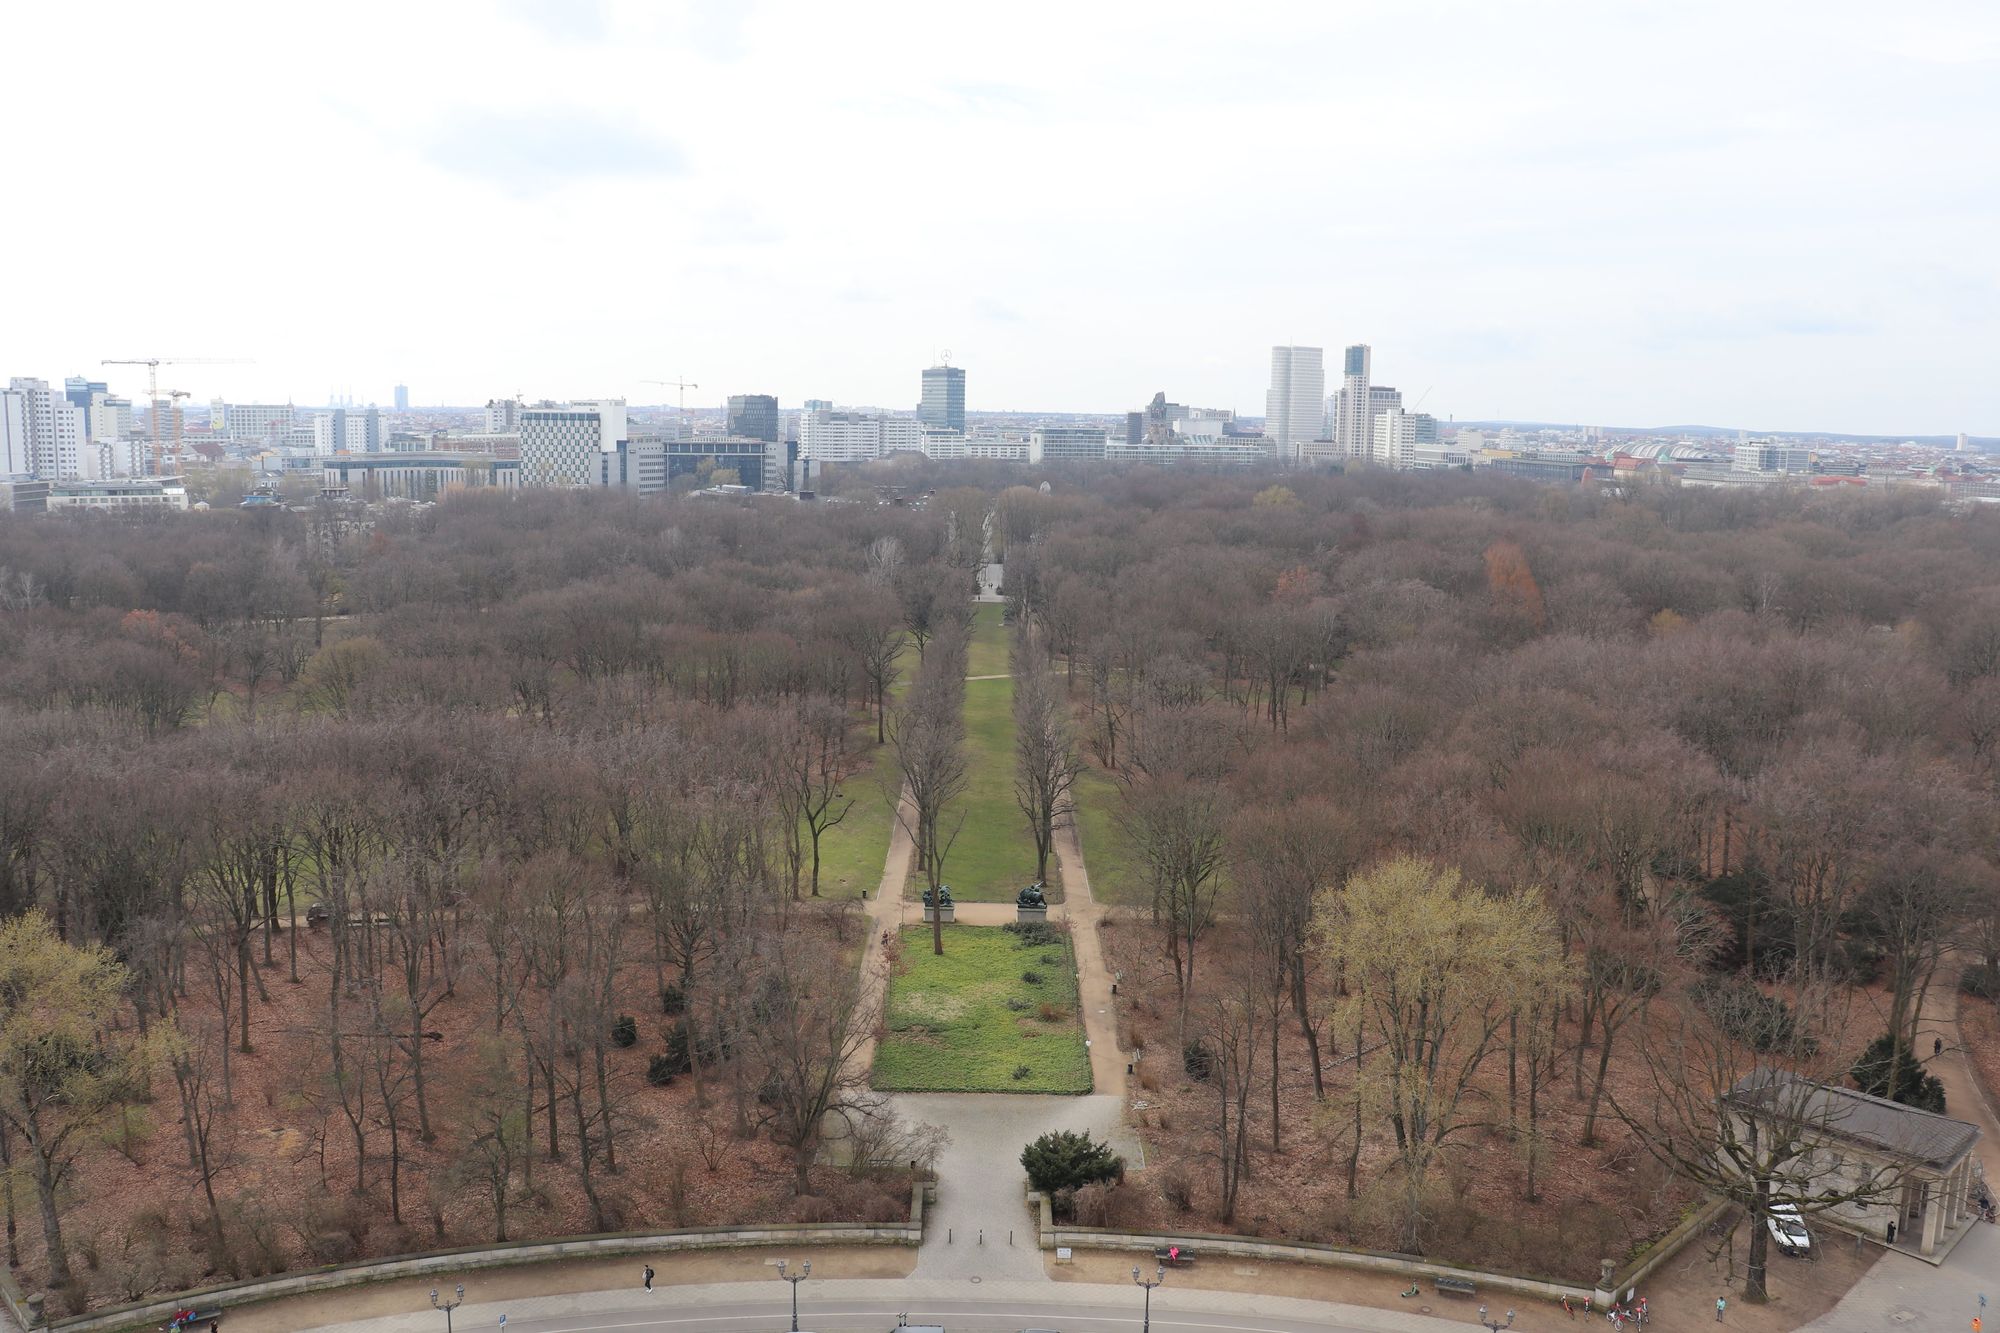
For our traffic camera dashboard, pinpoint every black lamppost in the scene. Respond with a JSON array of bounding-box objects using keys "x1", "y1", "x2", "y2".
[
  {"x1": 1133, "y1": 1264, "x2": 1166, "y2": 1333},
  {"x1": 1478, "y1": 1305, "x2": 1516, "y2": 1333},
  {"x1": 430, "y1": 1285, "x2": 465, "y2": 1333},
  {"x1": 777, "y1": 1259, "x2": 810, "y2": 1332}
]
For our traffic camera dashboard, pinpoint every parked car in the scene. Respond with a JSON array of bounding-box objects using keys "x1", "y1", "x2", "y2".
[{"x1": 1767, "y1": 1204, "x2": 1811, "y2": 1256}]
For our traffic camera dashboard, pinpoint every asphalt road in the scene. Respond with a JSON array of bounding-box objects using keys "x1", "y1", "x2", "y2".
[
  {"x1": 499, "y1": 1293, "x2": 1396, "y2": 1333},
  {"x1": 312, "y1": 1278, "x2": 1480, "y2": 1333}
]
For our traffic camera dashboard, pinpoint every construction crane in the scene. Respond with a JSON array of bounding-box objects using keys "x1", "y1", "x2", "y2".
[
  {"x1": 101, "y1": 356, "x2": 250, "y2": 475},
  {"x1": 642, "y1": 377, "x2": 699, "y2": 439}
]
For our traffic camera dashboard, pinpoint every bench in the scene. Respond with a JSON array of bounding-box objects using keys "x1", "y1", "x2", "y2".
[
  {"x1": 1435, "y1": 1278, "x2": 1477, "y2": 1298},
  {"x1": 1152, "y1": 1246, "x2": 1196, "y2": 1269},
  {"x1": 164, "y1": 1307, "x2": 224, "y2": 1331}
]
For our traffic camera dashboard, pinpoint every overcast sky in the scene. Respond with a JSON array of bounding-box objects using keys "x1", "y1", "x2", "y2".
[{"x1": 6, "y1": 0, "x2": 1996, "y2": 434}]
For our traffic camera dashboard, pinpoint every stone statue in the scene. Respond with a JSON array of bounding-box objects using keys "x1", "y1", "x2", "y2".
[
  {"x1": 1016, "y1": 881, "x2": 1047, "y2": 909},
  {"x1": 924, "y1": 884, "x2": 954, "y2": 909}
]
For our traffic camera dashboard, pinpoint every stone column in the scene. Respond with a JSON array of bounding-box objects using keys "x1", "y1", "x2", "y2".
[{"x1": 1921, "y1": 1178, "x2": 1943, "y2": 1255}]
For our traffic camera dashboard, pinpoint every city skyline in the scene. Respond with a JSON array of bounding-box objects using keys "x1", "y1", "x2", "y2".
[{"x1": 2, "y1": 1, "x2": 1996, "y2": 435}]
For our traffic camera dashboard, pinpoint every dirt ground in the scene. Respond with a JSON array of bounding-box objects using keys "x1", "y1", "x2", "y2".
[
  {"x1": 34, "y1": 915, "x2": 914, "y2": 1314},
  {"x1": 220, "y1": 1246, "x2": 916, "y2": 1333},
  {"x1": 1094, "y1": 918, "x2": 1884, "y2": 1287},
  {"x1": 1051, "y1": 1228, "x2": 1876, "y2": 1333}
]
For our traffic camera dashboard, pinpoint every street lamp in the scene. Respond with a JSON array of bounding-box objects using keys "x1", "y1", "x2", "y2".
[
  {"x1": 1478, "y1": 1305, "x2": 1516, "y2": 1333},
  {"x1": 1133, "y1": 1264, "x2": 1166, "y2": 1333},
  {"x1": 777, "y1": 1259, "x2": 810, "y2": 1332},
  {"x1": 430, "y1": 1285, "x2": 465, "y2": 1333}
]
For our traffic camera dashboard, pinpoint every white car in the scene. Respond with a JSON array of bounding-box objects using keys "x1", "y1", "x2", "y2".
[{"x1": 1767, "y1": 1204, "x2": 1811, "y2": 1257}]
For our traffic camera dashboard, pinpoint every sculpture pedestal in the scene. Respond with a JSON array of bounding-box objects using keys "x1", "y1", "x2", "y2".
[
  {"x1": 922, "y1": 905, "x2": 956, "y2": 923},
  {"x1": 1017, "y1": 905, "x2": 1048, "y2": 923}
]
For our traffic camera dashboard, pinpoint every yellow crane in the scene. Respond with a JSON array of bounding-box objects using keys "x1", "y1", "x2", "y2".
[
  {"x1": 642, "y1": 377, "x2": 699, "y2": 439},
  {"x1": 101, "y1": 356, "x2": 250, "y2": 475}
]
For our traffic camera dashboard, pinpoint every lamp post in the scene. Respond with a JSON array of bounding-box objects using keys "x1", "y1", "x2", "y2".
[
  {"x1": 429, "y1": 1285, "x2": 465, "y2": 1333},
  {"x1": 777, "y1": 1259, "x2": 810, "y2": 1332},
  {"x1": 1478, "y1": 1305, "x2": 1516, "y2": 1333},
  {"x1": 1133, "y1": 1264, "x2": 1166, "y2": 1333}
]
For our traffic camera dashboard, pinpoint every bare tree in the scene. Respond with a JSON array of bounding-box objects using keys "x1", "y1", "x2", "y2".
[
  {"x1": 1613, "y1": 981, "x2": 1902, "y2": 1303},
  {"x1": 1012, "y1": 639, "x2": 1081, "y2": 885},
  {"x1": 890, "y1": 623, "x2": 970, "y2": 956},
  {"x1": 741, "y1": 920, "x2": 881, "y2": 1194}
]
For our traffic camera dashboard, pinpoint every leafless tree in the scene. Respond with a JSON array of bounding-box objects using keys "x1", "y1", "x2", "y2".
[{"x1": 1012, "y1": 638, "x2": 1081, "y2": 885}]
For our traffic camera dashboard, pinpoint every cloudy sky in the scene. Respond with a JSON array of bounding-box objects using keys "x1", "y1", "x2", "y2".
[{"x1": 5, "y1": 0, "x2": 1996, "y2": 434}]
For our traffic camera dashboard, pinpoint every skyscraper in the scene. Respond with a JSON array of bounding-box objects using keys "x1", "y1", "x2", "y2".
[
  {"x1": 1333, "y1": 344, "x2": 1372, "y2": 459},
  {"x1": 726, "y1": 393, "x2": 780, "y2": 443},
  {"x1": 919, "y1": 364, "x2": 966, "y2": 433},
  {"x1": 393, "y1": 384, "x2": 410, "y2": 411},
  {"x1": 1264, "y1": 345, "x2": 1325, "y2": 462}
]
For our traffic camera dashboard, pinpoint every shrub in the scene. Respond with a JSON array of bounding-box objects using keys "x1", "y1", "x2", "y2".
[
  {"x1": 1037, "y1": 1001, "x2": 1065, "y2": 1021},
  {"x1": 1073, "y1": 1180, "x2": 1128, "y2": 1228},
  {"x1": 1022, "y1": 969, "x2": 1045, "y2": 985},
  {"x1": 655, "y1": 1020, "x2": 724, "y2": 1078},
  {"x1": 661, "y1": 981, "x2": 687, "y2": 1016},
  {"x1": 646, "y1": 1055, "x2": 678, "y2": 1087},
  {"x1": 1006, "y1": 921, "x2": 1060, "y2": 948},
  {"x1": 1963, "y1": 963, "x2": 2000, "y2": 999},
  {"x1": 1691, "y1": 976, "x2": 1815, "y2": 1054},
  {"x1": 1012, "y1": 1064, "x2": 1032, "y2": 1081},
  {"x1": 1851, "y1": 1033, "x2": 1947, "y2": 1112},
  {"x1": 1183, "y1": 1039, "x2": 1216, "y2": 1081},
  {"x1": 1157, "y1": 1163, "x2": 1195, "y2": 1213},
  {"x1": 1005, "y1": 998, "x2": 1030, "y2": 1012},
  {"x1": 792, "y1": 1195, "x2": 838, "y2": 1223},
  {"x1": 1021, "y1": 1129, "x2": 1123, "y2": 1195},
  {"x1": 611, "y1": 1014, "x2": 638, "y2": 1048}
]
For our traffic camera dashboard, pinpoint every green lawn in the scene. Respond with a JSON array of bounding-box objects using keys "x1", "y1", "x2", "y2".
[
  {"x1": 923, "y1": 676, "x2": 1056, "y2": 903},
  {"x1": 1070, "y1": 764, "x2": 1146, "y2": 907},
  {"x1": 810, "y1": 745, "x2": 900, "y2": 899},
  {"x1": 966, "y1": 603, "x2": 1010, "y2": 678},
  {"x1": 872, "y1": 925, "x2": 1093, "y2": 1093}
]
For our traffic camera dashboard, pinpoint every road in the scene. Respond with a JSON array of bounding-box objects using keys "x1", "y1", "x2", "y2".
[{"x1": 306, "y1": 1277, "x2": 1483, "y2": 1333}]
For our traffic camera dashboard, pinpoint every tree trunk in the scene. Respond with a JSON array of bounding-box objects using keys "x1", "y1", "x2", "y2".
[{"x1": 31, "y1": 1150, "x2": 70, "y2": 1295}]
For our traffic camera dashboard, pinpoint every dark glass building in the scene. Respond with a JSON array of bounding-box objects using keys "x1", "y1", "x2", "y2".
[
  {"x1": 726, "y1": 393, "x2": 780, "y2": 443},
  {"x1": 919, "y1": 365, "x2": 965, "y2": 433}
]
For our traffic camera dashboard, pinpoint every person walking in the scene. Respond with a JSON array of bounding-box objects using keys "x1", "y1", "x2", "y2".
[
  {"x1": 1715, "y1": 1296, "x2": 1727, "y2": 1323},
  {"x1": 1564, "y1": 1296, "x2": 1576, "y2": 1319},
  {"x1": 643, "y1": 1265, "x2": 654, "y2": 1292},
  {"x1": 1936, "y1": 1036, "x2": 1944, "y2": 1058}
]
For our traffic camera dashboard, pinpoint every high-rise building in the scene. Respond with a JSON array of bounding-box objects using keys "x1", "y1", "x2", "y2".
[
  {"x1": 0, "y1": 387, "x2": 28, "y2": 476},
  {"x1": 393, "y1": 384, "x2": 410, "y2": 411},
  {"x1": 5, "y1": 378, "x2": 93, "y2": 479},
  {"x1": 520, "y1": 399, "x2": 628, "y2": 486},
  {"x1": 803, "y1": 398, "x2": 833, "y2": 414},
  {"x1": 919, "y1": 364, "x2": 966, "y2": 433},
  {"x1": 1372, "y1": 406, "x2": 1419, "y2": 469},
  {"x1": 311, "y1": 407, "x2": 386, "y2": 456},
  {"x1": 1263, "y1": 346, "x2": 1325, "y2": 461},
  {"x1": 1332, "y1": 344, "x2": 1373, "y2": 459},
  {"x1": 726, "y1": 394, "x2": 779, "y2": 443},
  {"x1": 798, "y1": 408, "x2": 921, "y2": 463},
  {"x1": 64, "y1": 377, "x2": 106, "y2": 415},
  {"x1": 225, "y1": 403, "x2": 293, "y2": 443},
  {"x1": 89, "y1": 393, "x2": 135, "y2": 444},
  {"x1": 484, "y1": 398, "x2": 521, "y2": 433},
  {"x1": 1959, "y1": 432, "x2": 1973, "y2": 454}
]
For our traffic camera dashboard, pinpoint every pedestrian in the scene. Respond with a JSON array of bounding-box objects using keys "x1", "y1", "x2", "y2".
[
  {"x1": 1564, "y1": 1296, "x2": 1576, "y2": 1320},
  {"x1": 1716, "y1": 1296, "x2": 1727, "y2": 1323},
  {"x1": 643, "y1": 1264, "x2": 654, "y2": 1292},
  {"x1": 1936, "y1": 1036, "x2": 1944, "y2": 1057}
]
